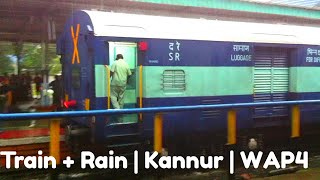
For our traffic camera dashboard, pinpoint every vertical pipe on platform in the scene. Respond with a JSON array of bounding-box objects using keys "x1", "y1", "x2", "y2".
[
  {"x1": 227, "y1": 109, "x2": 237, "y2": 145},
  {"x1": 291, "y1": 105, "x2": 300, "y2": 138},
  {"x1": 50, "y1": 119, "x2": 60, "y2": 165},
  {"x1": 154, "y1": 113, "x2": 163, "y2": 153},
  {"x1": 106, "y1": 65, "x2": 111, "y2": 109},
  {"x1": 139, "y1": 65, "x2": 143, "y2": 120},
  {"x1": 41, "y1": 16, "x2": 49, "y2": 84}
]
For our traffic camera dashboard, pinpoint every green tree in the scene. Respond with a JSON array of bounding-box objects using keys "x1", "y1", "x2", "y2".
[
  {"x1": 0, "y1": 42, "x2": 15, "y2": 75},
  {"x1": 49, "y1": 56, "x2": 62, "y2": 75},
  {"x1": 0, "y1": 55, "x2": 14, "y2": 75},
  {"x1": 0, "y1": 42, "x2": 61, "y2": 75},
  {"x1": 20, "y1": 44, "x2": 42, "y2": 71},
  {"x1": 21, "y1": 43, "x2": 61, "y2": 75}
]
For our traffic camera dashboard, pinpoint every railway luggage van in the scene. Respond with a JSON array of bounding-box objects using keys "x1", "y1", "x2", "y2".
[{"x1": 57, "y1": 10, "x2": 320, "y2": 154}]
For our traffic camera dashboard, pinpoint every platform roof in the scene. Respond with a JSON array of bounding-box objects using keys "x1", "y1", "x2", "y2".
[
  {"x1": 243, "y1": 0, "x2": 320, "y2": 10},
  {"x1": 135, "y1": 0, "x2": 320, "y2": 19},
  {"x1": 1, "y1": 0, "x2": 320, "y2": 43}
]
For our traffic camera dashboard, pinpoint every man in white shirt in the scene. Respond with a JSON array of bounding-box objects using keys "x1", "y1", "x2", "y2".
[{"x1": 110, "y1": 54, "x2": 132, "y2": 109}]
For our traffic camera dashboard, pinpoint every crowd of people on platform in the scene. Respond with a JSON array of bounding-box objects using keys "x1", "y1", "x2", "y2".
[{"x1": 0, "y1": 72, "x2": 44, "y2": 113}]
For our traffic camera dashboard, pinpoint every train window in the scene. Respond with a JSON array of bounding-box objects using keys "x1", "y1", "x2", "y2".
[
  {"x1": 162, "y1": 70, "x2": 186, "y2": 92},
  {"x1": 71, "y1": 66, "x2": 81, "y2": 89}
]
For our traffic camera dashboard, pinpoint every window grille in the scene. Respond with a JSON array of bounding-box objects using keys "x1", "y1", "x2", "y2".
[{"x1": 162, "y1": 70, "x2": 186, "y2": 92}]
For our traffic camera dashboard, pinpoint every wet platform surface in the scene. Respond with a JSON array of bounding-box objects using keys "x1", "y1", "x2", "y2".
[
  {"x1": 0, "y1": 100, "x2": 65, "y2": 147},
  {"x1": 0, "y1": 100, "x2": 67, "y2": 166}
]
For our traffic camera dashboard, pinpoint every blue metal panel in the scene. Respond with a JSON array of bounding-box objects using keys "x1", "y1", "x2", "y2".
[
  {"x1": 92, "y1": 38, "x2": 109, "y2": 65},
  {"x1": 95, "y1": 97, "x2": 107, "y2": 110},
  {"x1": 141, "y1": 95, "x2": 253, "y2": 138},
  {"x1": 289, "y1": 92, "x2": 320, "y2": 124},
  {"x1": 92, "y1": 37, "x2": 320, "y2": 67},
  {"x1": 294, "y1": 45, "x2": 320, "y2": 67},
  {"x1": 95, "y1": 115, "x2": 108, "y2": 142},
  {"x1": 144, "y1": 39, "x2": 254, "y2": 66},
  {"x1": 253, "y1": 93, "x2": 289, "y2": 118},
  {"x1": 57, "y1": 11, "x2": 96, "y2": 113}
]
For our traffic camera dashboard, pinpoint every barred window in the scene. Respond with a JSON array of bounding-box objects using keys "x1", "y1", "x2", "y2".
[{"x1": 162, "y1": 70, "x2": 186, "y2": 92}]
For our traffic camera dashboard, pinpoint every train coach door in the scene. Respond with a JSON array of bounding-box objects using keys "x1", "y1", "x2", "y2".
[
  {"x1": 108, "y1": 42, "x2": 138, "y2": 123},
  {"x1": 253, "y1": 47, "x2": 289, "y2": 120}
]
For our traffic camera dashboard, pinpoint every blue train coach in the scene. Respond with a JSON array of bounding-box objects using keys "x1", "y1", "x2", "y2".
[{"x1": 57, "y1": 10, "x2": 320, "y2": 154}]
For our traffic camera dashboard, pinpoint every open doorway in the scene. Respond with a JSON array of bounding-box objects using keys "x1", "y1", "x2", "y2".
[{"x1": 108, "y1": 42, "x2": 138, "y2": 123}]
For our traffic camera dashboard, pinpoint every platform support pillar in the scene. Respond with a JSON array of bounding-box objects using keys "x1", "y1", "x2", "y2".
[
  {"x1": 154, "y1": 113, "x2": 163, "y2": 153},
  {"x1": 227, "y1": 109, "x2": 237, "y2": 145},
  {"x1": 291, "y1": 105, "x2": 301, "y2": 154},
  {"x1": 291, "y1": 105, "x2": 300, "y2": 138},
  {"x1": 50, "y1": 119, "x2": 60, "y2": 165},
  {"x1": 226, "y1": 109, "x2": 236, "y2": 180}
]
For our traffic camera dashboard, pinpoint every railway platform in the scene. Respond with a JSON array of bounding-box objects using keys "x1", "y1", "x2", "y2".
[{"x1": 0, "y1": 100, "x2": 69, "y2": 168}]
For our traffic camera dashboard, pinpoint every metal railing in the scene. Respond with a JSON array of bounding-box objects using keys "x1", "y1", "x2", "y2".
[{"x1": 1, "y1": 100, "x2": 320, "y2": 165}]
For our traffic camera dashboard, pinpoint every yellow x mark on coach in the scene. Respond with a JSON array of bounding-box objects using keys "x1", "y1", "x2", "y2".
[{"x1": 71, "y1": 24, "x2": 80, "y2": 64}]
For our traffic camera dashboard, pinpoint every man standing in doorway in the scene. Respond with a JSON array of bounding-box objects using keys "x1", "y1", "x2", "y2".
[{"x1": 110, "y1": 54, "x2": 132, "y2": 110}]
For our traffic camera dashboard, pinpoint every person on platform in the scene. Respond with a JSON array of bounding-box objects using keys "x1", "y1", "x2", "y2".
[
  {"x1": 33, "y1": 72, "x2": 43, "y2": 99},
  {"x1": 0, "y1": 79, "x2": 10, "y2": 113},
  {"x1": 20, "y1": 73, "x2": 29, "y2": 101},
  {"x1": 49, "y1": 75, "x2": 62, "y2": 110},
  {"x1": 110, "y1": 54, "x2": 132, "y2": 110},
  {"x1": 25, "y1": 72, "x2": 32, "y2": 99},
  {"x1": 9, "y1": 74, "x2": 18, "y2": 105}
]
